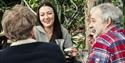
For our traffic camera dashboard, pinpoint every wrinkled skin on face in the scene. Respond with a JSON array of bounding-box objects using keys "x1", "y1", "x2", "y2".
[{"x1": 89, "y1": 8, "x2": 108, "y2": 38}]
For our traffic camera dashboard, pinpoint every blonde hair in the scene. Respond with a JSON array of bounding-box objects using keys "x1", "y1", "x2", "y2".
[
  {"x1": 91, "y1": 3, "x2": 123, "y2": 27},
  {"x1": 1, "y1": 4, "x2": 36, "y2": 41}
]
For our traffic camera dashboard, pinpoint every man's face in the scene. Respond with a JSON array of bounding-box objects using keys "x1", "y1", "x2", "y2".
[{"x1": 89, "y1": 8, "x2": 107, "y2": 37}]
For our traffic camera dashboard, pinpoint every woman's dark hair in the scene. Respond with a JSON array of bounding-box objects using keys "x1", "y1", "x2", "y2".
[{"x1": 37, "y1": 1, "x2": 63, "y2": 42}]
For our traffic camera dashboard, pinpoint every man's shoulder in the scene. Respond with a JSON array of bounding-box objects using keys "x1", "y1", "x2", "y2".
[
  {"x1": 36, "y1": 42, "x2": 59, "y2": 48},
  {"x1": 1, "y1": 42, "x2": 60, "y2": 52},
  {"x1": 0, "y1": 42, "x2": 65, "y2": 63},
  {"x1": 0, "y1": 42, "x2": 62, "y2": 58},
  {"x1": 97, "y1": 30, "x2": 125, "y2": 44}
]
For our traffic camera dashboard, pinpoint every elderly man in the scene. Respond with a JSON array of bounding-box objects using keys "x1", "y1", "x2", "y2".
[{"x1": 88, "y1": 3, "x2": 125, "y2": 63}]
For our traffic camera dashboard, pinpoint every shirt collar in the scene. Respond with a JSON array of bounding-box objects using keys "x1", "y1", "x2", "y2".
[{"x1": 10, "y1": 38, "x2": 37, "y2": 46}]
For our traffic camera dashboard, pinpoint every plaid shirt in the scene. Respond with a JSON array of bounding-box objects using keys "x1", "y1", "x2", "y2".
[{"x1": 88, "y1": 26, "x2": 125, "y2": 63}]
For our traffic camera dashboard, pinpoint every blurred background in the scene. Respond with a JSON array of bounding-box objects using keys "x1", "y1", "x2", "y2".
[{"x1": 0, "y1": 0, "x2": 124, "y2": 62}]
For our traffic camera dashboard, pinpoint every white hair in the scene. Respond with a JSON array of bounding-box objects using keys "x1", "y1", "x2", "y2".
[{"x1": 90, "y1": 3, "x2": 123, "y2": 27}]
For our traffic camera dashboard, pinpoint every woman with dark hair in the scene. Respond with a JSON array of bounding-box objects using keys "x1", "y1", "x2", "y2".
[
  {"x1": 1, "y1": 4, "x2": 65, "y2": 63},
  {"x1": 34, "y1": 1, "x2": 73, "y2": 54}
]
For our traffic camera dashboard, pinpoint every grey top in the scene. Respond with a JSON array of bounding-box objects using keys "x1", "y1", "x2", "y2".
[{"x1": 34, "y1": 25, "x2": 73, "y2": 53}]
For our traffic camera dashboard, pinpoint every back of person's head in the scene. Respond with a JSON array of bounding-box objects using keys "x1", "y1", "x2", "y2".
[
  {"x1": 90, "y1": 3, "x2": 123, "y2": 27},
  {"x1": 1, "y1": 4, "x2": 36, "y2": 41}
]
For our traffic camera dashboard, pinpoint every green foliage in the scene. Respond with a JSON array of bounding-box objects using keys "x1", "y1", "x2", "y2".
[
  {"x1": 0, "y1": 0, "x2": 124, "y2": 62},
  {"x1": 112, "y1": 0, "x2": 124, "y2": 28},
  {"x1": 25, "y1": 0, "x2": 85, "y2": 49},
  {"x1": 0, "y1": 0, "x2": 8, "y2": 31},
  {"x1": 25, "y1": 0, "x2": 39, "y2": 12},
  {"x1": 25, "y1": 0, "x2": 85, "y2": 62}
]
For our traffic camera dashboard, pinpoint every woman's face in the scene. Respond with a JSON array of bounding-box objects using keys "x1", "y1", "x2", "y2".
[{"x1": 39, "y1": 6, "x2": 54, "y2": 28}]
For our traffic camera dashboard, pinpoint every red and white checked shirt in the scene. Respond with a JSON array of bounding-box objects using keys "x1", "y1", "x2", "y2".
[{"x1": 88, "y1": 26, "x2": 125, "y2": 63}]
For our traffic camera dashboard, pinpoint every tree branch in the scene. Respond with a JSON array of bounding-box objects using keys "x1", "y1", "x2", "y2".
[{"x1": 23, "y1": 0, "x2": 36, "y2": 15}]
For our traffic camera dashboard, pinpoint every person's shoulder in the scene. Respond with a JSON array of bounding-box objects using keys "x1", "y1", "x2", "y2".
[
  {"x1": 36, "y1": 42, "x2": 56, "y2": 46},
  {"x1": 36, "y1": 42, "x2": 60, "y2": 49},
  {"x1": 61, "y1": 25, "x2": 69, "y2": 33},
  {"x1": 34, "y1": 26, "x2": 45, "y2": 33},
  {"x1": 0, "y1": 47, "x2": 12, "y2": 57},
  {"x1": 0, "y1": 50, "x2": 1, "y2": 62},
  {"x1": 118, "y1": 29, "x2": 125, "y2": 36},
  {"x1": 34, "y1": 26, "x2": 42, "y2": 30},
  {"x1": 97, "y1": 31, "x2": 124, "y2": 45},
  {"x1": 0, "y1": 50, "x2": 2, "y2": 55}
]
